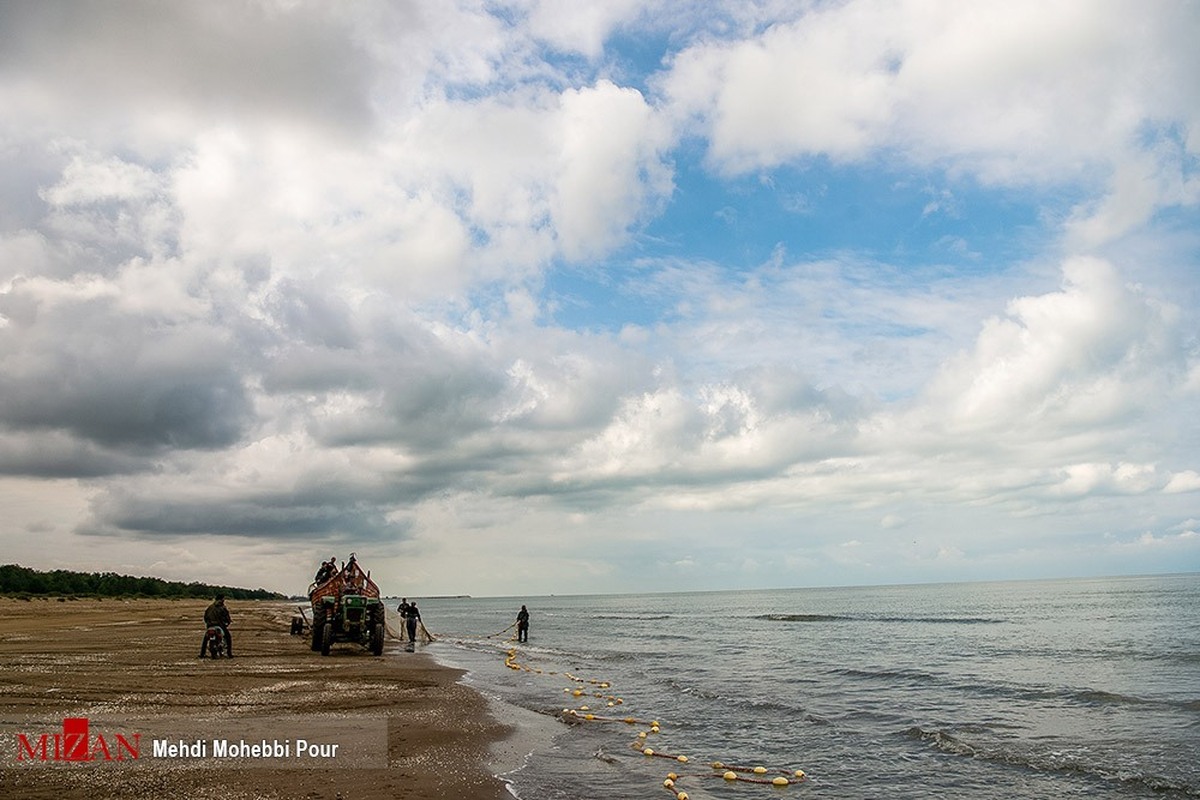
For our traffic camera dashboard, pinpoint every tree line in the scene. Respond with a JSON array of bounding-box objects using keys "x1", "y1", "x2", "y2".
[{"x1": 0, "y1": 563, "x2": 283, "y2": 600}]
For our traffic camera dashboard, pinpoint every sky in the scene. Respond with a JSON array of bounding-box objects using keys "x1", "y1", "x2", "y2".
[{"x1": 1, "y1": 0, "x2": 1198, "y2": 598}]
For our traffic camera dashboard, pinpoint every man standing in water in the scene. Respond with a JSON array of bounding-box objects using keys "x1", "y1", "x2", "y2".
[{"x1": 516, "y1": 604, "x2": 530, "y2": 642}]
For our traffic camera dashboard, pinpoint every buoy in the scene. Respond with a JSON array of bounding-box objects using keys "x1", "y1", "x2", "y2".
[
  {"x1": 772, "y1": 776, "x2": 789, "y2": 786},
  {"x1": 711, "y1": 761, "x2": 724, "y2": 769},
  {"x1": 676, "y1": 755, "x2": 688, "y2": 763},
  {"x1": 663, "y1": 778, "x2": 674, "y2": 788},
  {"x1": 754, "y1": 766, "x2": 767, "y2": 774},
  {"x1": 643, "y1": 748, "x2": 654, "y2": 756},
  {"x1": 794, "y1": 770, "x2": 806, "y2": 778},
  {"x1": 584, "y1": 714, "x2": 595, "y2": 720},
  {"x1": 677, "y1": 793, "x2": 688, "y2": 800},
  {"x1": 723, "y1": 771, "x2": 738, "y2": 781},
  {"x1": 666, "y1": 773, "x2": 678, "y2": 780},
  {"x1": 650, "y1": 725, "x2": 660, "y2": 733},
  {"x1": 637, "y1": 731, "x2": 647, "y2": 739}
]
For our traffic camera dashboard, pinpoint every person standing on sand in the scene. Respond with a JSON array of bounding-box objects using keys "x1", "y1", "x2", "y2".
[
  {"x1": 404, "y1": 600, "x2": 421, "y2": 643},
  {"x1": 516, "y1": 604, "x2": 530, "y2": 642},
  {"x1": 396, "y1": 598, "x2": 411, "y2": 641},
  {"x1": 199, "y1": 594, "x2": 232, "y2": 657}
]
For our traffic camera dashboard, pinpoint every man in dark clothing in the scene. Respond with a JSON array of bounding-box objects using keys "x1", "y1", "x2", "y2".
[
  {"x1": 396, "y1": 598, "x2": 411, "y2": 641},
  {"x1": 314, "y1": 557, "x2": 337, "y2": 585},
  {"x1": 199, "y1": 594, "x2": 233, "y2": 657},
  {"x1": 404, "y1": 601, "x2": 421, "y2": 643},
  {"x1": 516, "y1": 604, "x2": 530, "y2": 642}
]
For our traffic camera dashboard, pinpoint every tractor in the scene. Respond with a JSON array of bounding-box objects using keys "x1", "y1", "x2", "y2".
[{"x1": 308, "y1": 555, "x2": 386, "y2": 656}]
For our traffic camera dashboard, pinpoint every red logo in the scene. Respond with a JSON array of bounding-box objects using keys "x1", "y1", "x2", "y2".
[{"x1": 16, "y1": 717, "x2": 140, "y2": 762}]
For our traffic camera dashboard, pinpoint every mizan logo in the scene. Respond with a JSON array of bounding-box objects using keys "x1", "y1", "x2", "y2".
[{"x1": 16, "y1": 717, "x2": 140, "y2": 762}]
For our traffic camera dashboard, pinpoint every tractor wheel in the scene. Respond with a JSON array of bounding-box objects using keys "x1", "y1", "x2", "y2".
[
  {"x1": 311, "y1": 611, "x2": 323, "y2": 652},
  {"x1": 208, "y1": 633, "x2": 223, "y2": 659},
  {"x1": 321, "y1": 622, "x2": 333, "y2": 656},
  {"x1": 370, "y1": 622, "x2": 384, "y2": 655}
]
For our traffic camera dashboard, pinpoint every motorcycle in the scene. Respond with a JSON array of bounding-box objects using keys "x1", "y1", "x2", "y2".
[{"x1": 203, "y1": 625, "x2": 228, "y2": 658}]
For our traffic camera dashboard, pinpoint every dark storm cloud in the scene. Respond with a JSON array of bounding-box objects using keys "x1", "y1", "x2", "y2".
[
  {"x1": 0, "y1": 292, "x2": 254, "y2": 456},
  {"x1": 0, "y1": 431, "x2": 148, "y2": 478},
  {"x1": 0, "y1": 0, "x2": 375, "y2": 131},
  {"x1": 264, "y1": 342, "x2": 511, "y2": 449},
  {"x1": 0, "y1": 143, "x2": 63, "y2": 232},
  {"x1": 269, "y1": 280, "x2": 360, "y2": 351},
  {"x1": 261, "y1": 299, "x2": 513, "y2": 449},
  {"x1": 88, "y1": 490, "x2": 409, "y2": 542}
]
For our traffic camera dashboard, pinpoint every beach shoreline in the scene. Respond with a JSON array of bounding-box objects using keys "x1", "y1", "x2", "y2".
[{"x1": 0, "y1": 596, "x2": 513, "y2": 799}]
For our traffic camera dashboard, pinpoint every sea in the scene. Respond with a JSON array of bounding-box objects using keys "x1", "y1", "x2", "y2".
[{"x1": 398, "y1": 573, "x2": 1199, "y2": 799}]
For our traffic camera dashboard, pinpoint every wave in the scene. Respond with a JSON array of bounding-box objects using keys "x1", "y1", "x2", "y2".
[
  {"x1": 828, "y1": 665, "x2": 1198, "y2": 715},
  {"x1": 752, "y1": 613, "x2": 1004, "y2": 624},
  {"x1": 1069, "y1": 688, "x2": 1148, "y2": 707},
  {"x1": 902, "y1": 725, "x2": 977, "y2": 757},
  {"x1": 830, "y1": 665, "x2": 944, "y2": 685},
  {"x1": 901, "y1": 726, "x2": 1200, "y2": 796}
]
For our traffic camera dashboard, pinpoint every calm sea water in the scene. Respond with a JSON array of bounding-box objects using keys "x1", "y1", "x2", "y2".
[{"x1": 403, "y1": 574, "x2": 1199, "y2": 799}]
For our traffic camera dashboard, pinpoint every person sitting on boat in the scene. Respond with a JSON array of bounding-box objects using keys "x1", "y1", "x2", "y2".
[{"x1": 314, "y1": 557, "x2": 337, "y2": 585}]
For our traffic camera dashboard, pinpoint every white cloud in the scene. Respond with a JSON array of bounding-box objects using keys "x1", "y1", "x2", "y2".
[
  {"x1": 659, "y1": 0, "x2": 1199, "y2": 242},
  {"x1": 522, "y1": 0, "x2": 651, "y2": 59},
  {"x1": 922, "y1": 256, "x2": 1185, "y2": 436},
  {"x1": 1164, "y1": 472, "x2": 1200, "y2": 494},
  {"x1": 553, "y1": 81, "x2": 674, "y2": 260}
]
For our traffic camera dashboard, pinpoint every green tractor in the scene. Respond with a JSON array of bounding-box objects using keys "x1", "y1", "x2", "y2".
[{"x1": 308, "y1": 555, "x2": 386, "y2": 656}]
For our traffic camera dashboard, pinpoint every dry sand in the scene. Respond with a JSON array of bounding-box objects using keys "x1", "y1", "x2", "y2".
[{"x1": 0, "y1": 597, "x2": 513, "y2": 799}]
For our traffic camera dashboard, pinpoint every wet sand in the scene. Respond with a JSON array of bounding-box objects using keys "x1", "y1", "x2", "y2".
[{"x1": 0, "y1": 597, "x2": 512, "y2": 799}]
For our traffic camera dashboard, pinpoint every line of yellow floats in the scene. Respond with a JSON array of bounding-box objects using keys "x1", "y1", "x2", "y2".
[{"x1": 504, "y1": 647, "x2": 807, "y2": 798}]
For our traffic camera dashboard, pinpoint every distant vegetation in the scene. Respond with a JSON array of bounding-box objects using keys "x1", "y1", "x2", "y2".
[{"x1": 0, "y1": 563, "x2": 283, "y2": 600}]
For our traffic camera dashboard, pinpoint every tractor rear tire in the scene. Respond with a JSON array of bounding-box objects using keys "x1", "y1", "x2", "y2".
[
  {"x1": 321, "y1": 622, "x2": 333, "y2": 656},
  {"x1": 370, "y1": 622, "x2": 384, "y2": 655}
]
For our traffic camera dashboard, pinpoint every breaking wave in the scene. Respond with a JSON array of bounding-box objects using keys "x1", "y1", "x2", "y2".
[{"x1": 901, "y1": 726, "x2": 1200, "y2": 796}]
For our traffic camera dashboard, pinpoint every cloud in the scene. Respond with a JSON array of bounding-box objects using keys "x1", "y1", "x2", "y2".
[
  {"x1": 523, "y1": 0, "x2": 652, "y2": 59},
  {"x1": 0, "y1": 1, "x2": 375, "y2": 139},
  {"x1": 921, "y1": 256, "x2": 1187, "y2": 438},
  {"x1": 0, "y1": 278, "x2": 253, "y2": 455},
  {"x1": 1164, "y1": 472, "x2": 1200, "y2": 494},
  {"x1": 0, "y1": 2, "x2": 1197, "y2": 594},
  {"x1": 658, "y1": 0, "x2": 1200, "y2": 244}
]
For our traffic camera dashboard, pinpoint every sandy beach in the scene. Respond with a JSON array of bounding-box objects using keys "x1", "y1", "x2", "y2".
[{"x1": 0, "y1": 597, "x2": 513, "y2": 799}]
